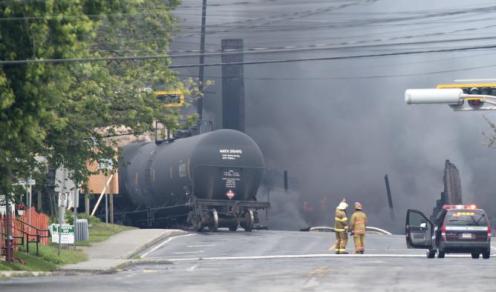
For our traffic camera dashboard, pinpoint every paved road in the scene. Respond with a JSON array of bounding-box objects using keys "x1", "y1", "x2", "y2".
[{"x1": 1, "y1": 230, "x2": 494, "y2": 291}]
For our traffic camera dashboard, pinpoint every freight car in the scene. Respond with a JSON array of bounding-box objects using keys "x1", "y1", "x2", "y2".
[{"x1": 118, "y1": 129, "x2": 269, "y2": 231}]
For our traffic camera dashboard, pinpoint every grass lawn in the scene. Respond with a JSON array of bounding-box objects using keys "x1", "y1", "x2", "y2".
[
  {"x1": 0, "y1": 244, "x2": 87, "y2": 271},
  {"x1": 76, "y1": 215, "x2": 135, "y2": 246},
  {"x1": 0, "y1": 216, "x2": 134, "y2": 271}
]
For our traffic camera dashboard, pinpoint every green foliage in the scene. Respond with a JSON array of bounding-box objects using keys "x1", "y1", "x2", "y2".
[
  {"x1": 75, "y1": 212, "x2": 102, "y2": 225},
  {"x1": 0, "y1": 0, "x2": 184, "y2": 194}
]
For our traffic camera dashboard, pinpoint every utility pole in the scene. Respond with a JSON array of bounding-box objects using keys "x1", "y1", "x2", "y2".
[
  {"x1": 5, "y1": 192, "x2": 13, "y2": 262},
  {"x1": 384, "y1": 175, "x2": 395, "y2": 220},
  {"x1": 283, "y1": 170, "x2": 288, "y2": 192},
  {"x1": 221, "y1": 39, "x2": 245, "y2": 131},
  {"x1": 197, "y1": 0, "x2": 207, "y2": 125},
  {"x1": 73, "y1": 187, "x2": 79, "y2": 246}
]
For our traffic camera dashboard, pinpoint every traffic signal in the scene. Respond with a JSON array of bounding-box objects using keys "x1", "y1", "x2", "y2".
[
  {"x1": 436, "y1": 82, "x2": 496, "y2": 111},
  {"x1": 154, "y1": 90, "x2": 185, "y2": 108}
]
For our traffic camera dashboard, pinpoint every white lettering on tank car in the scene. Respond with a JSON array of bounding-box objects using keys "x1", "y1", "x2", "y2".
[
  {"x1": 219, "y1": 149, "x2": 243, "y2": 160},
  {"x1": 222, "y1": 169, "x2": 241, "y2": 188}
]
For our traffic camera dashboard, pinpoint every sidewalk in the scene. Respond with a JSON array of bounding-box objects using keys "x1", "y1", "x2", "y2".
[{"x1": 60, "y1": 229, "x2": 186, "y2": 273}]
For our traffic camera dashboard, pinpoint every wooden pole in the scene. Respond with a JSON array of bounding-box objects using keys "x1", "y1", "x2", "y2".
[
  {"x1": 37, "y1": 190, "x2": 42, "y2": 212},
  {"x1": 5, "y1": 193, "x2": 14, "y2": 262},
  {"x1": 84, "y1": 194, "x2": 90, "y2": 216},
  {"x1": 109, "y1": 194, "x2": 114, "y2": 224}
]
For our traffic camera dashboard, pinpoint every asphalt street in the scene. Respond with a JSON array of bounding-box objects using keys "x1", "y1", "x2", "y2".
[{"x1": 1, "y1": 230, "x2": 494, "y2": 291}]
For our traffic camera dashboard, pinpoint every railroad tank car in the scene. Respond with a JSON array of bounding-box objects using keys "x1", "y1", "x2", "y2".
[{"x1": 119, "y1": 129, "x2": 269, "y2": 231}]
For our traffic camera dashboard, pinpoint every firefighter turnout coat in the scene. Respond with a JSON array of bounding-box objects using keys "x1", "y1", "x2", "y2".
[
  {"x1": 350, "y1": 210, "x2": 367, "y2": 253},
  {"x1": 334, "y1": 208, "x2": 348, "y2": 253}
]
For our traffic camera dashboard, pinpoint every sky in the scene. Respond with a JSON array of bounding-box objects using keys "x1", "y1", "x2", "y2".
[{"x1": 170, "y1": 0, "x2": 496, "y2": 232}]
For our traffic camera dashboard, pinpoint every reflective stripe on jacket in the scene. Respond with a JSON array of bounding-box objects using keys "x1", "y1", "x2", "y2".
[{"x1": 350, "y1": 210, "x2": 367, "y2": 235}]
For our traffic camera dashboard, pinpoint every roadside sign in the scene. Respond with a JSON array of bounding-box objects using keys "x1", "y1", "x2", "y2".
[
  {"x1": 0, "y1": 195, "x2": 15, "y2": 215},
  {"x1": 98, "y1": 159, "x2": 113, "y2": 171},
  {"x1": 16, "y1": 178, "x2": 36, "y2": 186},
  {"x1": 50, "y1": 224, "x2": 75, "y2": 244},
  {"x1": 54, "y1": 167, "x2": 76, "y2": 193},
  {"x1": 58, "y1": 193, "x2": 69, "y2": 208},
  {"x1": 69, "y1": 190, "x2": 79, "y2": 209}
]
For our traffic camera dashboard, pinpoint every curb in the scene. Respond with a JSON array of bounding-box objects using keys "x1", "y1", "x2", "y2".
[
  {"x1": 1, "y1": 229, "x2": 188, "y2": 279},
  {"x1": 60, "y1": 259, "x2": 174, "y2": 275},
  {"x1": 127, "y1": 230, "x2": 187, "y2": 259},
  {"x1": 58, "y1": 230, "x2": 187, "y2": 274},
  {"x1": 115, "y1": 259, "x2": 174, "y2": 270},
  {"x1": 0, "y1": 271, "x2": 54, "y2": 280}
]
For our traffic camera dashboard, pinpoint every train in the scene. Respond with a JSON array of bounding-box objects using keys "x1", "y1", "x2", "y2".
[{"x1": 117, "y1": 129, "x2": 269, "y2": 231}]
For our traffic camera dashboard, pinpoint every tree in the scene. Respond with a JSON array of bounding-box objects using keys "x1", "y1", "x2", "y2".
[{"x1": 0, "y1": 0, "x2": 182, "y2": 200}]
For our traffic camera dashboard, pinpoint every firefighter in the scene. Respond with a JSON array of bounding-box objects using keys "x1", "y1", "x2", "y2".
[
  {"x1": 350, "y1": 202, "x2": 367, "y2": 254},
  {"x1": 334, "y1": 199, "x2": 349, "y2": 254}
]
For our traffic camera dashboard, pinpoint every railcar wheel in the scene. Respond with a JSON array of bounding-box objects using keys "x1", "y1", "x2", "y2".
[
  {"x1": 242, "y1": 209, "x2": 254, "y2": 232},
  {"x1": 193, "y1": 218, "x2": 204, "y2": 232},
  {"x1": 189, "y1": 213, "x2": 204, "y2": 232},
  {"x1": 209, "y1": 209, "x2": 219, "y2": 232}
]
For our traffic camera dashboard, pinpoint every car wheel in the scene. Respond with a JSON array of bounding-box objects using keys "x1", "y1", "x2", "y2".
[
  {"x1": 482, "y1": 250, "x2": 490, "y2": 259},
  {"x1": 427, "y1": 250, "x2": 436, "y2": 258},
  {"x1": 437, "y1": 250, "x2": 445, "y2": 258},
  {"x1": 471, "y1": 252, "x2": 480, "y2": 259}
]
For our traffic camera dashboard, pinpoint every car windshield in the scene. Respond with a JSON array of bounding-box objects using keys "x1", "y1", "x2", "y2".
[{"x1": 446, "y1": 210, "x2": 488, "y2": 226}]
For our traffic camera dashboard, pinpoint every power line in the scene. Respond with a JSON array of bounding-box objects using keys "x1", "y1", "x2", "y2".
[
  {"x1": 173, "y1": 4, "x2": 496, "y2": 39},
  {"x1": 83, "y1": 34, "x2": 496, "y2": 61},
  {"x1": 169, "y1": 35, "x2": 496, "y2": 58},
  {"x1": 169, "y1": 44, "x2": 496, "y2": 68},
  {"x1": 89, "y1": 19, "x2": 496, "y2": 56},
  {"x1": 2, "y1": 43, "x2": 496, "y2": 66},
  {"x1": 180, "y1": 62, "x2": 496, "y2": 81},
  {"x1": 173, "y1": 1, "x2": 370, "y2": 39},
  {"x1": 9, "y1": 31, "x2": 496, "y2": 67}
]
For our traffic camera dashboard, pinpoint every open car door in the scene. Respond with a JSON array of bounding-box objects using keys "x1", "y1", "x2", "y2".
[{"x1": 405, "y1": 209, "x2": 433, "y2": 249}]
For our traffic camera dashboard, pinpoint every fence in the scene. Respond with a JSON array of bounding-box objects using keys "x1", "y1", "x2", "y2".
[{"x1": 1, "y1": 208, "x2": 50, "y2": 256}]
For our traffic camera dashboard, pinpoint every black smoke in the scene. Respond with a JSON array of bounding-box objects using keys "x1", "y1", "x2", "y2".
[{"x1": 172, "y1": 0, "x2": 496, "y2": 233}]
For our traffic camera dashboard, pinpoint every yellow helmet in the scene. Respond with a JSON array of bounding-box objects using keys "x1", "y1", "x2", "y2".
[{"x1": 354, "y1": 202, "x2": 363, "y2": 210}]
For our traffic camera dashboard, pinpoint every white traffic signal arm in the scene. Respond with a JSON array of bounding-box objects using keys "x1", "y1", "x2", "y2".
[{"x1": 405, "y1": 88, "x2": 496, "y2": 111}]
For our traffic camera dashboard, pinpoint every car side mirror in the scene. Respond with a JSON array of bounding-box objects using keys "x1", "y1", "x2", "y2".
[{"x1": 420, "y1": 222, "x2": 427, "y2": 229}]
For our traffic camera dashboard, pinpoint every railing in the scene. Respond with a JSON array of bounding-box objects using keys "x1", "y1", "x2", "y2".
[
  {"x1": 13, "y1": 218, "x2": 50, "y2": 256},
  {"x1": 1, "y1": 208, "x2": 50, "y2": 257}
]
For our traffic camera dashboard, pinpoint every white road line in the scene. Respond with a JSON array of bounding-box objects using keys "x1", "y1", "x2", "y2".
[
  {"x1": 140, "y1": 233, "x2": 196, "y2": 258},
  {"x1": 187, "y1": 244, "x2": 215, "y2": 248},
  {"x1": 173, "y1": 250, "x2": 205, "y2": 255},
  {"x1": 161, "y1": 253, "x2": 436, "y2": 262},
  {"x1": 366, "y1": 249, "x2": 413, "y2": 251}
]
